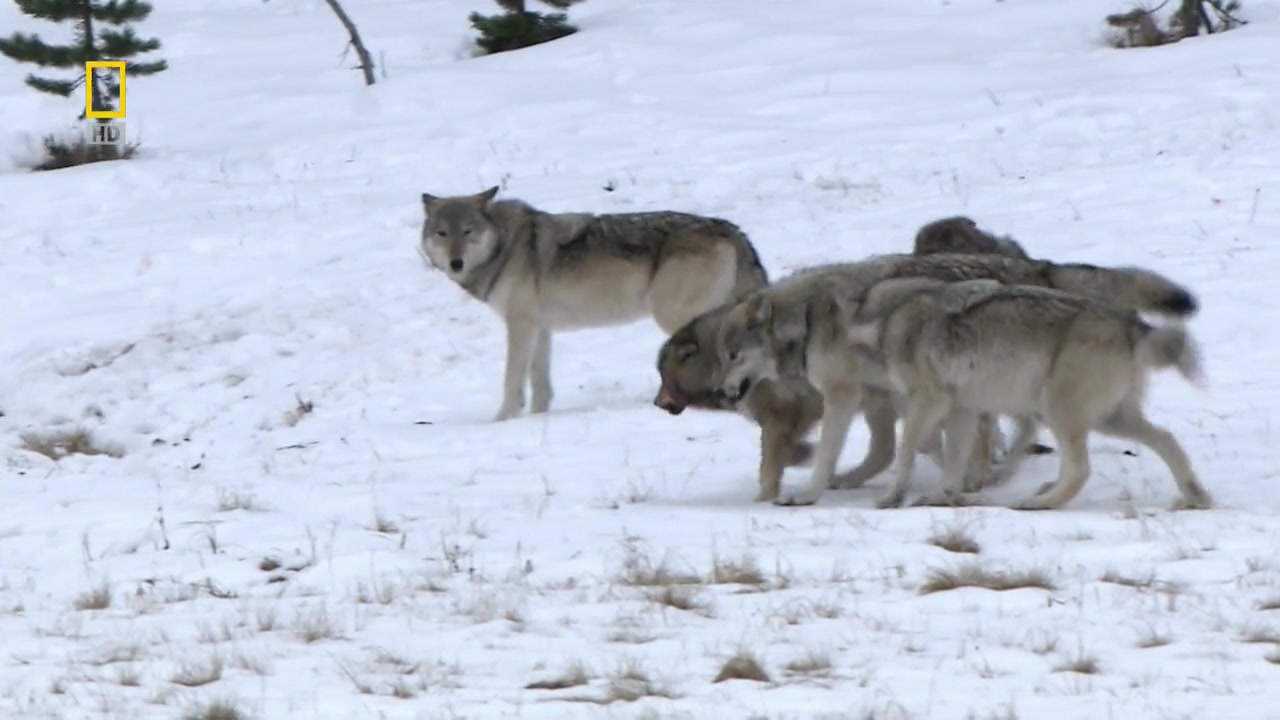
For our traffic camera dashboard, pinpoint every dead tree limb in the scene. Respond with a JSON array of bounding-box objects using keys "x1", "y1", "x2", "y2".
[{"x1": 321, "y1": 0, "x2": 376, "y2": 86}]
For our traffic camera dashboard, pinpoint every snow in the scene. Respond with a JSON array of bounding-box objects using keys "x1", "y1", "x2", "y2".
[{"x1": 1, "y1": 0, "x2": 1279, "y2": 717}]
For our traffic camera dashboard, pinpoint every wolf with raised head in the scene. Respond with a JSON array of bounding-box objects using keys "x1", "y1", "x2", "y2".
[
  {"x1": 715, "y1": 252, "x2": 1199, "y2": 506},
  {"x1": 846, "y1": 277, "x2": 1212, "y2": 511},
  {"x1": 419, "y1": 187, "x2": 767, "y2": 421}
]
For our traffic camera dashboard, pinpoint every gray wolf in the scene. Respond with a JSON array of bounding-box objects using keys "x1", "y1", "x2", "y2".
[
  {"x1": 913, "y1": 216, "x2": 1032, "y2": 260},
  {"x1": 715, "y1": 252, "x2": 1199, "y2": 506},
  {"x1": 913, "y1": 215, "x2": 1054, "y2": 460},
  {"x1": 653, "y1": 216, "x2": 1045, "y2": 501},
  {"x1": 655, "y1": 276, "x2": 948, "y2": 503},
  {"x1": 419, "y1": 186, "x2": 767, "y2": 421},
  {"x1": 846, "y1": 278, "x2": 1212, "y2": 511}
]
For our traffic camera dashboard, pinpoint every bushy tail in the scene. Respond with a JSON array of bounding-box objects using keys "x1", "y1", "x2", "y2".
[
  {"x1": 1049, "y1": 263, "x2": 1199, "y2": 319},
  {"x1": 1137, "y1": 324, "x2": 1206, "y2": 387}
]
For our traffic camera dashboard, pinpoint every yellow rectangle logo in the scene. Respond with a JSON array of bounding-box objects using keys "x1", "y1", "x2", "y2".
[{"x1": 85, "y1": 61, "x2": 127, "y2": 119}]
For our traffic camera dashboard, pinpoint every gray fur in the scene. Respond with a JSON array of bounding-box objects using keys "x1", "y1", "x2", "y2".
[
  {"x1": 847, "y1": 280, "x2": 1212, "y2": 511},
  {"x1": 420, "y1": 187, "x2": 768, "y2": 421},
  {"x1": 715, "y1": 252, "x2": 1200, "y2": 506}
]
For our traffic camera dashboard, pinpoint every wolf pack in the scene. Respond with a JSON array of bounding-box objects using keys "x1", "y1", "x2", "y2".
[{"x1": 418, "y1": 187, "x2": 1213, "y2": 513}]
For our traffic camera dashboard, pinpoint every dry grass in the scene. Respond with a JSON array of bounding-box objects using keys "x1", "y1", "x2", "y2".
[
  {"x1": 617, "y1": 543, "x2": 700, "y2": 587},
  {"x1": 182, "y1": 697, "x2": 245, "y2": 720},
  {"x1": 646, "y1": 584, "x2": 711, "y2": 615},
  {"x1": 605, "y1": 658, "x2": 677, "y2": 702},
  {"x1": 171, "y1": 654, "x2": 225, "y2": 687},
  {"x1": 926, "y1": 523, "x2": 981, "y2": 554},
  {"x1": 73, "y1": 582, "x2": 113, "y2": 611},
  {"x1": 1052, "y1": 652, "x2": 1102, "y2": 675},
  {"x1": 920, "y1": 563, "x2": 1056, "y2": 595},
  {"x1": 708, "y1": 551, "x2": 766, "y2": 587},
  {"x1": 713, "y1": 650, "x2": 771, "y2": 683},
  {"x1": 783, "y1": 650, "x2": 833, "y2": 678},
  {"x1": 1240, "y1": 623, "x2": 1280, "y2": 644},
  {"x1": 20, "y1": 427, "x2": 124, "y2": 461},
  {"x1": 293, "y1": 604, "x2": 345, "y2": 643},
  {"x1": 1099, "y1": 569, "x2": 1158, "y2": 589},
  {"x1": 525, "y1": 660, "x2": 591, "y2": 690},
  {"x1": 28, "y1": 131, "x2": 140, "y2": 172},
  {"x1": 281, "y1": 394, "x2": 315, "y2": 427},
  {"x1": 1135, "y1": 623, "x2": 1172, "y2": 649},
  {"x1": 216, "y1": 488, "x2": 260, "y2": 512}
]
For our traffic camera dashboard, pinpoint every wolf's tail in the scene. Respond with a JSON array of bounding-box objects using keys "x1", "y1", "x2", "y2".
[
  {"x1": 1049, "y1": 263, "x2": 1198, "y2": 319},
  {"x1": 1137, "y1": 323, "x2": 1206, "y2": 387}
]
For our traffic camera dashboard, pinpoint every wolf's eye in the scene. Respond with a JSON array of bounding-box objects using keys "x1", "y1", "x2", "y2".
[
  {"x1": 435, "y1": 230, "x2": 447, "y2": 237},
  {"x1": 462, "y1": 228, "x2": 473, "y2": 236},
  {"x1": 727, "y1": 350, "x2": 740, "y2": 363}
]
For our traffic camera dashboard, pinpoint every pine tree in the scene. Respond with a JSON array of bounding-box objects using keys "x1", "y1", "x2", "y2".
[
  {"x1": 0, "y1": 0, "x2": 168, "y2": 120},
  {"x1": 469, "y1": 0, "x2": 585, "y2": 56}
]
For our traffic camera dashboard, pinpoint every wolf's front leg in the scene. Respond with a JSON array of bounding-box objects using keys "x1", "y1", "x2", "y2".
[
  {"x1": 777, "y1": 386, "x2": 861, "y2": 507},
  {"x1": 877, "y1": 390, "x2": 952, "y2": 509},
  {"x1": 494, "y1": 317, "x2": 538, "y2": 422},
  {"x1": 832, "y1": 385, "x2": 895, "y2": 489},
  {"x1": 529, "y1": 328, "x2": 554, "y2": 414}
]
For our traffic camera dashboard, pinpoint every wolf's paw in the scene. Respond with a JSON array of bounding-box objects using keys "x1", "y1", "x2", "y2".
[
  {"x1": 755, "y1": 486, "x2": 781, "y2": 503},
  {"x1": 492, "y1": 403, "x2": 524, "y2": 422},
  {"x1": 875, "y1": 491, "x2": 906, "y2": 509},
  {"x1": 912, "y1": 491, "x2": 971, "y2": 508},
  {"x1": 1171, "y1": 494, "x2": 1214, "y2": 511},
  {"x1": 1012, "y1": 495, "x2": 1058, "y2": 511},
  {"x1": 774, "y1": 491, "x2": 822, "y2": 507}
]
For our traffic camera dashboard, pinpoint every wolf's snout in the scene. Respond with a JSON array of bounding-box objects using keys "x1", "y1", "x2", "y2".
[
  {"x1": 726, "y1": 377, "x2": 751, "y2": 402},
  {"x1": 653, "y1": 386, "x2": 686, "y2": 415},
  {"x1": 449, "y1": 258, "x2": 465, "y2": 272}
]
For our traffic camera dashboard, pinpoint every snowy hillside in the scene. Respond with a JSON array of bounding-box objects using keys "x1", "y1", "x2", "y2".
[{"x1": 2, "y1": 0, "x2": 1280, "y2": 717}]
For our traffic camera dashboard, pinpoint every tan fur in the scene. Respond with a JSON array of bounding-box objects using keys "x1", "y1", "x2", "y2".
[{"x1": 850, "y1": 279, "x2": 1212, "y2": 511}]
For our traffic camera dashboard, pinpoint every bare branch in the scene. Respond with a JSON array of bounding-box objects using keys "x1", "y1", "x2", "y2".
[{"x1": 321, "y1": 0, "x2": 376, "y2": 86}]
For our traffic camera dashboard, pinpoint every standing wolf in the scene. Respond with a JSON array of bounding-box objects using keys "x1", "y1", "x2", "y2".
[
  {"x1": 653, "y1": 216, "x2": 1043, "y2": 501},
  {"x1": 716, "y1": 252, "x2": 1199, "y2": 506},
  {"x1": 846, "y1": 278, "x2": 1212, "y2": 511},
  {"x1": 419, "y1": 187, "x2": 767, "y2": 421}
]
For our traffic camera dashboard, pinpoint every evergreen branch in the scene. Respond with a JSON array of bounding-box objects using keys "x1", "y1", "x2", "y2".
[
  {"x1": 14, "y1": 0, "x2": 84, "y2": 23},
  {"x1": 98, "y1": 27, "x2": 162, "y2": 57},
  {"x1": 537, "y1": 0, "x2": 583, "y2": 8},
  {"x1": 126, "y1": 58, "x2": 167, "y2": 75},
  {"x1": 25, "y1": 73, "x2": 77, "y2": 97},
  {"x1": 91, "y1": 0, "x2": 155, "y2": 25},
  {"x1": 0, "y1": 32, "x2": 80, "y2": 67}
]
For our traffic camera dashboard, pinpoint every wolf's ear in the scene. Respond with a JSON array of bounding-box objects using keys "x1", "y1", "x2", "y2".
[
  {"x1": 421, "y1": 193, "x2": 440, "y2": 213},
  {"x1": 745, "y1": 296, "x2": 773, "y2": 329},
  {"x1": 475, "y1": 186, "x2": 500, "y2": 207}
]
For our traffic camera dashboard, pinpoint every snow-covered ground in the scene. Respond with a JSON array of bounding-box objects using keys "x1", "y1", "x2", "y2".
[{"x1": 2, "y1": 0, "x2": 1280, "y2": 717}]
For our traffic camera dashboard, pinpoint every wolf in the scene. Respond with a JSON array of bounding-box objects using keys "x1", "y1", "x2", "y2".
[
  {"x1": 653, "y1": 217, "x2": 1047, "y2": 501},
  {"x1": 913, "y1": 216, "x2": 1032, "y2": 260},
  {"x1": 419, "y1": 186, "x2": 768, "y2": 421},
  {"x1": 913, "y1": 215, "x2": 1056, "y2": 460},
  {"x1": 654, "y1": 300, "x2": 909, "y2": 501},
  {"x1": 845, "y1": 277, "x2": 1213, "y2": 511},
  {"x1": 715, "y1": 252, "x2": 1199, "y2": 506}
]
